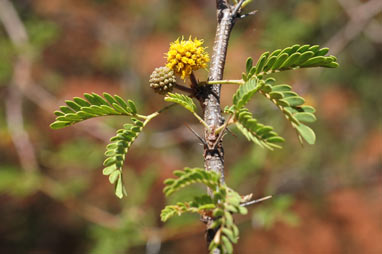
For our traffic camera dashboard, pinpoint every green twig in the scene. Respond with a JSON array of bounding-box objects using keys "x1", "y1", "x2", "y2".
[
  {"x1": 143, "y1": 103, "x2": 177, "y2": 124},
  {"x1": 194, "y1": 112, "x2": 211, "y2": 132},
  {"x1": 136, "y1": 114, "x2": 149, "y2": 120},
  {"x1": 206, "y1": 80, "x2": 244, "y2": 85},
  {"x1": 143, "y1": 103, "x2": 209, "y2": 134},
  {"x1": 214, "y1": 114, "x2": 233, "y2": 135}
]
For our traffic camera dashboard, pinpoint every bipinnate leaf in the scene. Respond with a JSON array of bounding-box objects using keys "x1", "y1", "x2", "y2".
[{"x1": 50, "y1": 93, "x2": 137, "y2": 129}]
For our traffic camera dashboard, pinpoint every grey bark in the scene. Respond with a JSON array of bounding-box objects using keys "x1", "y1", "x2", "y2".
[{"x1": 202, "y1": 1, "x2": 240, "y2": 252}]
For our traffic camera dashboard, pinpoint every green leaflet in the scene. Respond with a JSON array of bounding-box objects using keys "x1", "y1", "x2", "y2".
[
  {"x1": 50, "y1": 92, "x2": 137, "y2": 129},
  {"x1": 245, "y1": 57, "x2": 253, "y2": 75},
  {"x1": 255, "y1": 52, "x2": 270, "y2": 75},
  {"x1": 272, "y1": 53, "x2": 289, "y2": 70},
  {"x1": 282, "y1": 96, "x2": 305, "y2": 107},
  {"x1": 294, "y1": 123, "x2": 316, "y2": 145},
  {"x1": 221, "y1": 236, "x2": 233, "y2": 253},
  {"x1": 243, "y1": 57, "x2": 257, "y2": 80},
  {"x1": 294, "y1": 112, "x2": 316, "y2": 123}
]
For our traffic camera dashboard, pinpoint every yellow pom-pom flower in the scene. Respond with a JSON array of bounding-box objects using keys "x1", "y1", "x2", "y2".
[{"x1": 166, "y1": 36, "x2": 210, "y2": 80}]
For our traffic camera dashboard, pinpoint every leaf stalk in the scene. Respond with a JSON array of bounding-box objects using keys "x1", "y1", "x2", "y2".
[{"x1": 207, "y1": 80, "x2": 244, "y2": 85}]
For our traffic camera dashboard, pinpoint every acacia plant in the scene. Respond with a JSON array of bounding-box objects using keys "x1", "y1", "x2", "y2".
[{"x1": 50, "y1": 1, "x2": 338, "y2": 253}]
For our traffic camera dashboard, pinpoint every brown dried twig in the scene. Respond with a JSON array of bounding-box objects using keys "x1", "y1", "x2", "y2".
[{"x1": 325, "y1": 0, "x2": 382, "y2": 54}]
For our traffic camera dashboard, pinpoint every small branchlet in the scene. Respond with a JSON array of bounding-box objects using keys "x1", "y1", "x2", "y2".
[{"x1": 50, "y1": 2, "x2": 338, "y2": 253}]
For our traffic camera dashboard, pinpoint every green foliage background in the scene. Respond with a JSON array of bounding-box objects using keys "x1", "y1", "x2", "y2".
[{"x1": 0, "y1": 0, "x2": 381, "y2": 253}]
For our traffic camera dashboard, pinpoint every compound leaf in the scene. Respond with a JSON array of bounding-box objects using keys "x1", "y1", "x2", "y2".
[
  {"x1": 163, "y1": 168, "x2": 220, "y2": 196},
  {"x1": 50, "y1": 93, "x2": 137, "y2": 129},
  {"x1": 259, "y1": 79, "x2": 317, "y2": 145},
  {"x1": 246, "y1": 44, "x2": 339, "y2": 77},
  {"x1": 102, "y1": 118, "x2": 144, "y2": 198}
]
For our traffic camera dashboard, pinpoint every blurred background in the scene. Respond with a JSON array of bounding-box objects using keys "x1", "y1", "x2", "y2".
[{"x1": 0, "y1": 0, "x2": 381, "y2": 253}]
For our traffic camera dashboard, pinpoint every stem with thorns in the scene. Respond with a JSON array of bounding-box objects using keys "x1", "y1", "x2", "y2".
[{"x1": 202, "y1": 1, "x2": 241, "y2": 252}]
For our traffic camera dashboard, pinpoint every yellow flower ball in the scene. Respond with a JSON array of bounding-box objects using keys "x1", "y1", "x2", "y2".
[{"x1": 166, "y1": 36, "x2": 210, "y2": 80}]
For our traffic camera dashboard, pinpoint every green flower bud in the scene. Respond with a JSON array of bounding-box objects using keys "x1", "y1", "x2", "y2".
[{"x1": 149, "y1": 66, "x2": 176, "y2": 95}]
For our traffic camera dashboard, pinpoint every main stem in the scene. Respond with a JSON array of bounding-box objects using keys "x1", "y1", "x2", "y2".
[{"x1": 203, "y1": 1, "x2": 236, "y2": 251}]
